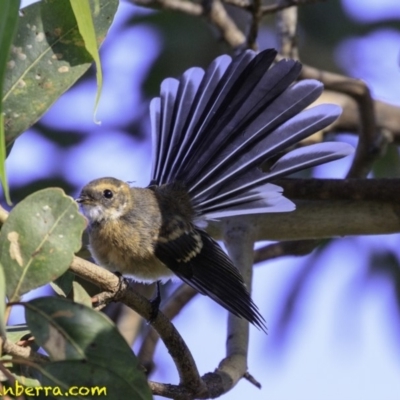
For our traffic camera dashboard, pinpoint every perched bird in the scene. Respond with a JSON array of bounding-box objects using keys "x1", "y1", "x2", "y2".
[{"x1": 77, "y1": 49, "x2": 353, "y2": 333}]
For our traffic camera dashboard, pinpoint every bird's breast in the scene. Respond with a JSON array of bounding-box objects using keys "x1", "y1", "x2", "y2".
[{"x1": 88, "y1": 217, "x2": 174, "y2": 282}]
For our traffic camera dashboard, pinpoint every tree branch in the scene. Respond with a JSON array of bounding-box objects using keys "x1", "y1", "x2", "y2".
[
  {"x1": 206, "y1": 179, "x2": 400, "y2": 242},
  {"x1": 254, "y1": 239, "x2": 320, "y2": 264},
  {"x1": 138, "y1": 284, "x2": 198, "y2": 374},
  {"x1": 247, "y1": 0, "x2": 262, "y2": 50},
  {"x1": 129, "y1": 0, "x2": 246, "y2": 48},
  {"x1": 214, "y1": 218, "x2": 258, "y2": 390},
  {"x1": 69, "y1": 257, "x2": 207, "y2": 397},
  {"x1": 130, "y1": 0, "x2": 203, "y2": 15},
  {"x1": 318, "y1": 91, "x2": 400, "y2": 144},
  {"x1": 298, "y1": 64, "x2": 383, "y2": 178},
  {"x1": 261, "y1": 0, "x2": 326, "y2": 15},
  {"x1": 276, "y1": 1, "x2": 298, "y2": 59},
  {"x1": 203, "y1": 0, "x2": 246, "y2": 48},
  {"x1": 2, "y1": 338, "x2": 48, "y2": 363}
]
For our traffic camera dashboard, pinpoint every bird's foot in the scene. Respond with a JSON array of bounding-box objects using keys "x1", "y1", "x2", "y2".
[{"x1": 149, "y1": 281, "x2": 162, "y2": 322}]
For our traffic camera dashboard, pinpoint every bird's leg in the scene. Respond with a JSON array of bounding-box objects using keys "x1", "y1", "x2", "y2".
[
  {"x1": 112, "y1": 271, "x2": 133, "y2": 294},
  {"x1": 149, "y1": 280, "x2": 162, "y2": 322}
]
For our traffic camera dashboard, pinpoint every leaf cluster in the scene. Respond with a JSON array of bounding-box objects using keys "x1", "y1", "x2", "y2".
[{"x1": 0, "y1": 1, "x2": 152, "y2": 398}]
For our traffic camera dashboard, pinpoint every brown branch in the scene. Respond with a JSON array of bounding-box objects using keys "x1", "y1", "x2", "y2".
[
  {"x1": 138, "y1": 284, "x2": 198, "y2": 374},
  {"x1": 206, "y1": 179, "x2": 400, "y2": 242},
  {"x1": 273, "y1": 178, "x2": 400, "y2": 202},
  {"x1": 222, "y1": 0, "x2": 251, "y2": 8},
  {"x1": 317, "y1": 90, "x2": 400, "y2": 144},
  {"x1": 2, "y1": 338, "x2": 48, "y2": 363},
  {"x1": 148, "y1": 381, "x2": 192, "y2": 398},
  {"x1": 243, "y1": 371, "x2": 262, "y2": 389},
  {"x1": 204, "y1": 0, "x2": 246, "y2": 48},
  {"x1": 276, "y1": 2, "x2": 298, "y2": 59},
  {"x1": 254, "y1": 239, "x2": 320, "y2": 264},
  {"x1": 130, "y1": 0, "x2": 203, "y2": 15},
  {"x1": 299, "y1": 64, "x2": 382, "y2": 178},
  {"x1": 247, "y1": 0, "x2": 262, "y2": 50},
  {"x1": 129, "y1": 0, "x2": 246, "y2": 48},
  {"x1": 261, "y1": 0, "x2": 326, "y2": 15},
  {"x1": 221, "y1": 0, "x2": 326, "y2": 15},
  {"x1": 219, "y1": 219, "x2": 256, "y2": 389},
  {"x1": 69, "y1": 257, "x2": 207, "y2": 397}
]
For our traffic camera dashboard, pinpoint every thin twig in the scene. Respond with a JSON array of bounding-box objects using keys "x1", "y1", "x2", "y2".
[
  {"x1": 2, "y1": 338, "x2": 48, "y2": 362},
  {"x1": 130, "y1": 0, "x2": 203, "y2": 15},
  {"x1": 276, "y1": 1, "x2": 298, "y2": 59},
  {"x1": 205, "y1": 0, "x2": 246, "y2": 48},
  {"x1": 243, "y1": 371, "x2": 262, "y2": 389},
  {"x1": 222, "y1": 0, "x2": 251, "y2": 8},
  {"x1": 254, "y1": 239, "x2": 320, "y2": 264},
  {"x1": 138, "y1": 284, "x2": 197, "y2": 374},
  {"x1": 261, "y1": 0, "x2": 326, "y2": 15},
  {"x1": 247, "y1": 0, "x2": 262, "y2": 50},
  {"x1": 299, "y1": 64, "x2": 383, "y2": 178},
  {"x1": 130, "y1": 0, "x2": 246, "y2": 48}
]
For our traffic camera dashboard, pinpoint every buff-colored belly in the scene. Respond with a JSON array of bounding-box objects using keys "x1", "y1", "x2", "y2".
[{"x1": 89, "y1": 243, "x2": 174, "y2": 283}]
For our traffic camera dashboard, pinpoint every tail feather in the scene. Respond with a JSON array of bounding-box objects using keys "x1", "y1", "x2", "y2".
[
  {"x1": 200, "y1": 183, "x2": 296, "y2": 219},
  {"x1": 159, "y1": 68, "x2": 204, "y2": 183},
  {"x1": 150, "y1": 97, "x2": 161, "y2": 181},
  {"x1": 149, "y1": 48, "x2": 354, "y2": 218},
  {"x1": 179, "y1": 50, "x2": 260, "y2": 156},
  {"x1": 268, "y1": 142, "x2": 354, "y2": 178},
  {"x1": 188, "y1": 79, "x2": 325, "y2": 197},
  {"x1": 191, "y1": 103, "x2": 341, "y2": 204},
  {"x1": 180, "y1": 58, "x2": 301, "y2": 187},
  {"x1": 203, "y1": 196, "x2": 295, "y2": 220},
  {"x1": 199, "y1": 142, "x2": 353, "y2": 216},
  {"x1": 166, "y1": 56, "x2": 232, "y2": 183},
  {"x1": 151, "y1": 78, "x2": 179, "y2": 183},
  {"x1": 167, "y1": 50, "x2": 277, "y2": 182}
]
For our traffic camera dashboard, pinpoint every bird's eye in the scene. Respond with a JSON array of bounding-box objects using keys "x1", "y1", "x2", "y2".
[{"x1": 103, "y1": 189, "x2": 113, "y2": 199}]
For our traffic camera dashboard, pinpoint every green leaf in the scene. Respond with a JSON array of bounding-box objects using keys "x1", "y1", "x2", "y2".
[
  {"x1": 72, "y1": 280, "x2": 92, "y2": 307},
  {"x1": 0, "y1": 188, "x2": 86, "y2": 302},
  {"x1": 6, "y1": 365, "x2": 42, "y2": 389},
  {"x1": 2, "y1": 0, "x2": 118, "y2": 146},
  {"x1": 5, "y1": 324, "x2": 40, "y2": 355},
  {"x1": 0, "y1": 0, "x2": 20, "y2": 204},
  {"x1": 51, "y1": 270, "x2": 75, "y2": 297},
  {"x1": 6, "y1": 324, "x2": 30, "y2": 343},
  {"x1": 4, "y1": 326, "x2": 42, "y2": 389},
  {"x1": 70, "y1": 0, "x2": 103, "y2": 124},
  {"x1": 25, "y1": 297, "x2": 152, "y2": 400}
]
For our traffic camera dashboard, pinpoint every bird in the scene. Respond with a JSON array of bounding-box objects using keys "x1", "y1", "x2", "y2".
[{"x1": 77, "y1": 48, "x2": 353, "y2": 333}]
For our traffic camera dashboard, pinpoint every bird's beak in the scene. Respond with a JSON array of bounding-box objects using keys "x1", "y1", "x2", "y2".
[{"x1": 76, "y1": 194, "x2": 90, "y2": 204}]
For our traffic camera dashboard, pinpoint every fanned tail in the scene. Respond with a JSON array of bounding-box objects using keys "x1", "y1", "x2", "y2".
[
  {"x1": 149, "y1": 49, "x2": 354, "y2": 331},
  {"x1": 149, "y1": 48, "x2": 353, "y2": 219}
]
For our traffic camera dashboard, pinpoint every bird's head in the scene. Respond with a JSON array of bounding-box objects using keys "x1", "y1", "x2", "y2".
[{"x1": 76, "y1": 177, "x2": 131, "y2": 224}]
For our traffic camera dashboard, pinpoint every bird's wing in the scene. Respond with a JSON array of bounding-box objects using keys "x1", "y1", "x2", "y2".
[{"x1": 154, "y1": 227, "x2": 267, "y2": 332}]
